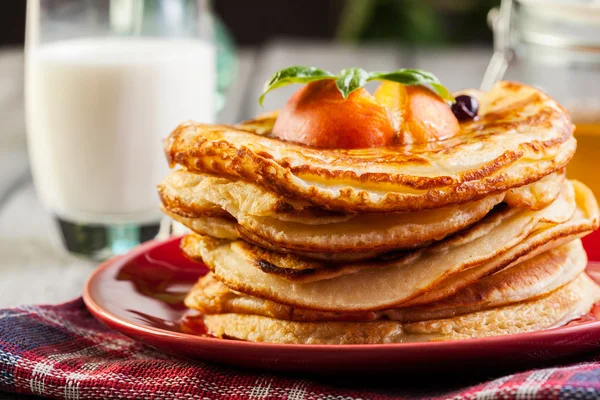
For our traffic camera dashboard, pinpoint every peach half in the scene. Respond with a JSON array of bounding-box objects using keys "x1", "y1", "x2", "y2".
[{"x1": 272, "y1": 80, "x2": 459, "y2": 149}]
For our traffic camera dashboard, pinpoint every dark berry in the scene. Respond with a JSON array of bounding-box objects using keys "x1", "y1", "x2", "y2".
[{"x1": 451, "y1": 95, "x2": 479, "y2": 121}]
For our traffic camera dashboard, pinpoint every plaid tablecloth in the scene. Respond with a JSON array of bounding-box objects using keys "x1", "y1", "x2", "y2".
[{"x1": 1, "y1": 299, "x2": 600, "y2": 399}]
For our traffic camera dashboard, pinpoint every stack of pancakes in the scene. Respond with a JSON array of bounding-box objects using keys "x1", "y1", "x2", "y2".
[{"x1": 159, "y1": 81, "x2": 600, "y2": 344}]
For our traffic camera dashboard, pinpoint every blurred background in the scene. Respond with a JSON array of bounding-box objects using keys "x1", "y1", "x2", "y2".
[{"x1": 1, "y1": 1, "x2": 498, "y2": 48}]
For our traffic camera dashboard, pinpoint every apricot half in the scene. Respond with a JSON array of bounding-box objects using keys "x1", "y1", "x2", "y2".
[
  {"x1": 374, "y1": 81, "x2": 460, "y2": 144},
  {"x1": 272, "y1": 80, "x2": 396, "y2": 149}
]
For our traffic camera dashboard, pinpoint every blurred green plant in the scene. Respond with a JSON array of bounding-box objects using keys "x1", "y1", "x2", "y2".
[{"x1": 336, "y1": 0, "x2": 500, "y2": 46}]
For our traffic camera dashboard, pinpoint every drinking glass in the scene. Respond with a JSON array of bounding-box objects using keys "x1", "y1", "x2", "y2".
[{"x1": 25, "y1": 0, "x2": 217, "y2": 260}]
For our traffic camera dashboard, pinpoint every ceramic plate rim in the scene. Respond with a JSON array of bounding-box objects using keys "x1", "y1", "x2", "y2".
[{"x1": 83, "y1": 236, "x2": 600, "y2": 352}]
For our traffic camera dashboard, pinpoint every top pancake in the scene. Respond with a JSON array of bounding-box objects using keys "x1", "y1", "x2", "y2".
[{"x1": 165, "y1": 81, "x2": 575, "y2": 213}]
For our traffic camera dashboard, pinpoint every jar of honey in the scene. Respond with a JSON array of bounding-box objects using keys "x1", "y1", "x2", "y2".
[{"x1": 484, "y1": 0, "x2": 600, "y2": 256}]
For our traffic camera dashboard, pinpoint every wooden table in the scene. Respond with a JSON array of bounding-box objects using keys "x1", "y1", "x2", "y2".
[{"x1": 0, "y1": 42, "x2": 492, "y2": 308}]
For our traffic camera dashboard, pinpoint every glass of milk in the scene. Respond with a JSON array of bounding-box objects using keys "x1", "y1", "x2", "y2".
[{"x1": 25, "y1": 0, "x2": 216, "y2": 260}]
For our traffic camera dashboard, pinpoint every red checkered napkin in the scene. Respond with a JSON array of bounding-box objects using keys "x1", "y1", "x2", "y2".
[{"x1": 1, "y1": 299, "x2": 600, "y2": 399}]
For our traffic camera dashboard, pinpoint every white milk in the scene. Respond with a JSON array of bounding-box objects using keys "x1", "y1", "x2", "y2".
[{"x1": 26, "y1": 37, "x2": 215, "y2": 224}]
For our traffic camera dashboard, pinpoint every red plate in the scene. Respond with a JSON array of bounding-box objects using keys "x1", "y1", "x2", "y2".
[{"x1": 83, "y1": 236, "x2": 600, "y2": 374}]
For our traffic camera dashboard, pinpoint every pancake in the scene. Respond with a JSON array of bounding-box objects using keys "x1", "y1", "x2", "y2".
[
  {"x1": 232, "y1": 227, "x2": 387, "y2": 263},
  {"x1": 234, "y1": 110, "x2": 278, "y2": 135},
  {"x1": 185, "y1": 274, "x2": 376, "y2": 322},
  {"x1": 182, "y1": 179, "x2": 576, "y2": 281},
  {"x1": 181, "y1": 181, "x2": 598, "y2": 312},
  {"x1": 201, "y1": 314, "x2": 411, "y2": 344},
  {"x1": 403, "y1": 274, "x2": 600, "y2": 340},
  {"x1": 201, "y1": 274, "x2": 600, "y2": 344},
  {"x1": 387, "y1": 239, "x2": 587, "y2": 319},
  {"x1": 186, "y1": 240, "x2": 587, "y2": 323},
  {"x1": 162, "y1": 206, "x2": 240, "y2": 241},
  {"x1": 159, "y1": 170, "x2": 350, "y2": 224},
  {"x1": 402, "y1": 180, "x2": 598, "y2": 306},
  {"x1": 504, "y1": 170, "x2": 565, "y2": 210},
  {"x1": 167, "y1": 208, "x2": 390, "y2": 262},
  {"x1": 165, "y1": 81, "x2": 574, "y2": 213},
  {"x1": 161, "y1": 170, "x2": 504, "y2": 258}
]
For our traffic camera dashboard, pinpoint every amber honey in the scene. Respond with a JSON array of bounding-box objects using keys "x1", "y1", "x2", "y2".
[{"x1": 568, "y1": 123, "x2": 600, "y2": 198}]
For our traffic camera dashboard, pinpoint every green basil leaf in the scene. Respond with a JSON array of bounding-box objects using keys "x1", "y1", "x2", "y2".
[
  {"x1": 259, "y1": 66, "x2": 335, "y2": 106},
  {"x1": 430, "y1": 82, "x2": 454, "y2": 103},
  {"x1": 258, "y1": 66, "x2": 454, "y2": 105},
  {"x1": 368, "y1": 69, "x2": 455, "y2": 102},
  {"x1": 370, "y1": 69, "x2": 438, "y2": 84},
  {"x1": 335, "y1": 67, "x2": 370, "y2": 99}
]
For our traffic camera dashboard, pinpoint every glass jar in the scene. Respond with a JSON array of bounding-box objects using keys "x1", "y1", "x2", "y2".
[
  {"x1": 484, "y1": 0, "x2": 600, "y2": 254},
  {"x1": 25, "y1": 0, "x2": 220, "y2": 260},
  {"x1": 484, "y1": 0, "x2": 600, "y2": 194}
]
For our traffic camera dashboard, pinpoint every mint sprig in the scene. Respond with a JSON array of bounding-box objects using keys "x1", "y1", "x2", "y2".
[{"x1": 259, "y1": 66, "x2": 454, "y2": 106}]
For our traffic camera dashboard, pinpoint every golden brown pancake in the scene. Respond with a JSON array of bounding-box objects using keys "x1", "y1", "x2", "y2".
[
  {"x1": 181, "y1": 181, "x2": 598, "y2": 312},
  {"x1": 186, "y1": 240, "x2": 587, "y2": 323},
  {"x1": 403, "y1": 180, "x2": 598, "y2": 306},
  {"x1": 168, "y1": 209, "x2": 385, "y2": 263},
  {"x1": 159, "y1": 170, "x2": 350, "y2": 224},
  {"x1": 161, "y1": 206, "x2": 235, "y2": 240},
  {"x1": 504, "y1": 170, "x2": 565, "y2": 210},
  {"x1": 385, "y1": 239, "x2": 587, "y2": 319},
  {"x1": 163, "y1": 206, "x2": 239, "y2": 240},
  {"x1": 181, "y1": 180, "x2": 577, "y2": 283},
  {"x1": 202, "y1": 314, "x2": 411, "y2": 344},
  {"x1": 234, "y1": 110, "x2": 278, "y2": 135},
  {"x1": 201, "y1": 274, "x2": 600, "y2": 344},
  {"x1": 404, "y1": 274, "x2": 600, "y2": 340},
  {"x1": 167, "y1": 209, "x2": 387, "y2": 262},
  {"x1": 183, "y1": 179, "x2": 577, "y2": 278},
  {"x1": 165, "y1": 81, "x2": 574, "y2": 213},
  {"x1": 184, "y1": 274, "x2": 376, "y2": 322},
  {"x1": 161, "y1": 170, "x2": 504, "y2": 259}
]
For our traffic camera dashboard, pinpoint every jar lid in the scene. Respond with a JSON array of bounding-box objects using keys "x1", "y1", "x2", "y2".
[{"x1": 515, "y1": 0, "x2": 600, "y2": 51}]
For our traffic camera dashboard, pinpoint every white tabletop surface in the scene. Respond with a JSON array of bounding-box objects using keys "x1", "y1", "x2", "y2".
[{"x1": 0, "y1": 42, "x2": 492, "y2": 308}]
